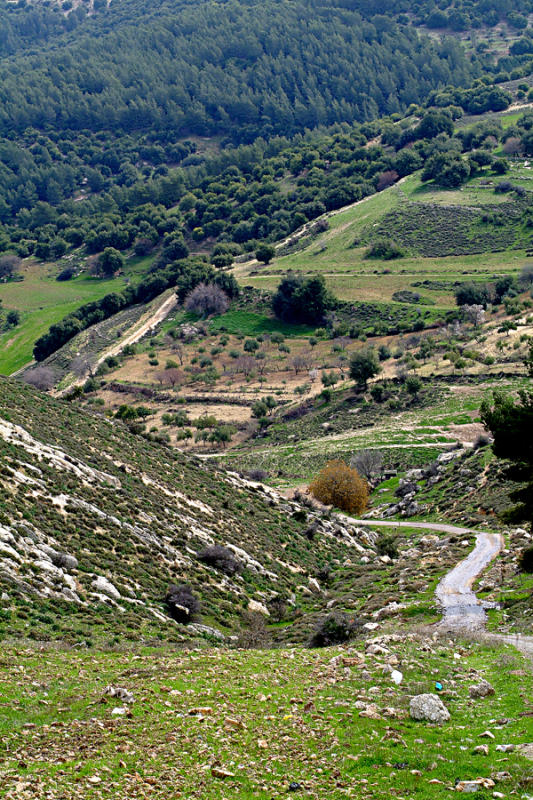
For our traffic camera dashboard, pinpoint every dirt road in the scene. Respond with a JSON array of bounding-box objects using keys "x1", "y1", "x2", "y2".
[
  {"x1": 435, "y1": 532, "x2": 504, "y2": 630},
  {"x1": 55, "y1": 291, "x2": 177, "y2": 397},
  {"x1": 347, "y1": 517, "x2": 533, "y2": 656}
]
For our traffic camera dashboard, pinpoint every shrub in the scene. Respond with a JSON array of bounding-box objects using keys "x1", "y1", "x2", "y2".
[
  {"x1": 309, "y1": 612, "x2": 361, "y2": 648},
  {"x1": 376, "y1": 533, "x2": 399, "y2": 559},
  {"x1": 235, "y1": 611, "x2": 271, "y2": 649},
  {"x1": 198, "y1": 545, "x2": 241, "y2": 576},
  {"x1": 365, "y1": 239, "x2": 404, "y2": 260},
  {"x1": 309, "y1": 460, "x2": 368, "y2": 513},
  {"x1": 518, "y1": 545, "x2": 533, "y2": 574},
  {"x1": 56, "y1": 266, "x2": 75, "y2": 281},
  {"x1": 165, "y1": 584, "x2": 200, "y2": 624}
]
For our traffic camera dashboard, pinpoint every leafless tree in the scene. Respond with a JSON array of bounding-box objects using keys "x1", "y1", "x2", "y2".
[
  {"x1": 170, "y1": 340, "x2": 184, "y2": 365},
  {"x1": 184, "y1": 283, "x2": 229, "y2": 317},
  {"x1": 164, "y1": 368, "x2": 181, "y2": 387},
  {"x1": 22, "y1": 366, "x2": 56, "y2": 391},
  {"x1": 502, "y1": 136, "x2": 522, "y2": 156},
  {"x1": 376, "y1": 170, "x2": 399, "y2": 191},
  {"x1": 234, "y1": 356, "x2": 256, "y2": 376},
  {"x1": 350, "y1": 449, "x2": 384, "y2": 483},
  {"x1": 70, "y1": 353, "x2": 94, "y2": 379},
  {"x1": 462, "y1": 304, "x2": 485, "y2": 328},
  {"x1": 0, "y1": 254, "x2": 21, "y2": 280}
]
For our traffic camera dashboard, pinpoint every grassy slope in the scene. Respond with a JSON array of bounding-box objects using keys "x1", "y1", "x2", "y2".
[
  {"x1": 236, "y1": 170, "x2": 529, "y2": 309},
  {"x1": 0, "y1": 635, "x2": 531, "y2": 799},
  {"x1": 0, "y1": 255, "x2": 152, "y2": 375}
]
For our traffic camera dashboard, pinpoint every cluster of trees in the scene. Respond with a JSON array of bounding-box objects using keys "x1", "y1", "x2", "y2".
[
  {"x1": 481, "y1": 345, "x2": 533, "y2": 532},
  {"x1": 353, "y1": 0, "x2": 533, "y2": 31},
  {"x1": 272, "y1": 274, "x2": 334, "y2": 326}
]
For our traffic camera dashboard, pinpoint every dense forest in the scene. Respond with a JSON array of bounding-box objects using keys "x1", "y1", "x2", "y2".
[{"x1": 0, "y1": 1, "x2": 477, "y2": 141}]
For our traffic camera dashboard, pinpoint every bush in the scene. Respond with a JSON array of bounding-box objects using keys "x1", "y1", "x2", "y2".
[
  {"x1": 309, "y1": 460, "x2": 368, "y2": 513},
  {"x1": 165, "y1": 584, "x2": 200, "y2": 624},
  {"x1": 376, "y1": 533, "x2": 399, "y2": 559},
  {"x1": 235, "y1": 611, "x2": 271, "y2": 649},
  {"x1": 365, "y1": 239, "x2": 404, "y2": 260},
  {"x1": 518, "y1": 545, "x2": 533, "y2": 574},
  {"x1": 309, "y1": 612, "x2": 361, "y2": 648},
  {"x1": 198, "y1": 545, "x2": 241, "y2": 576}
]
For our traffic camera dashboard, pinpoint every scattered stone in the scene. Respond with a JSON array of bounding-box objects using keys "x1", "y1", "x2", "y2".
[
  {"x1": 495, "y1": 744, "x2": 514, "y2": 753},
  {"x1": 456, "y1": 779, "x2": 495, "y2": 793},
  {"x1": 473, "y1": 745, "x2": 489, "y2": 755},
  {"x1": 104, "y1": 686, "x2": 134, "y2": 704},
  {"x1": 248, "y1": 599, "x2": 270, "y2": 616},
  {"x1": 211, "y1": 767, "x2": 235, "y2": 779},
  {"x1": 409, "y1": 694, "x2": 450, "y2": 725},
  {"x1": 289, "y1": 782, "x2": 302, "y2": 791},
  {"x1": 479, "y1": 731, "x2": 495, "y2": 739},
  {"x1": 469, "y1": 680, "x2": 495, "y2": 699}
]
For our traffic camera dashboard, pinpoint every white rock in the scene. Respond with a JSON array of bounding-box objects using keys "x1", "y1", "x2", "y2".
[
  {"x1": 92, "y1": 576, "x2": 121, "y2": 599},
  {"x1": 248, "y1": 599, "x2": 270, "y2": 616},
  {"x1": 391, "y1": 670, "x2": 403, "y2": 685},
  {"x1": 409, "y1": 694, "x2": 450, "y2": 724}
]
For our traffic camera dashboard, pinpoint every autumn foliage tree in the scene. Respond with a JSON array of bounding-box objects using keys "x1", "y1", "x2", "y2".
[{"x1": 308, "y1": 460, "x2": 368, "y2": 513}]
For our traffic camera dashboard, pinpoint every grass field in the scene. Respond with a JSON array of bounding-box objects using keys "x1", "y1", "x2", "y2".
[
  {"x1": 235, "y1": 171, "x2": 529, "y2": 309},
  {"x1": 0, "y1": 636, "x2": 531, "y2": 799},
  {"x1": 0, "y1": 256, "x2": 152, "y2": 375}
]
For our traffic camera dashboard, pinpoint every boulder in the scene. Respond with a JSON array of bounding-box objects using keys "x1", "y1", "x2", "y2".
[
  {"x1": 92, "y1": 576, "x2": 121, "y2": 600},
  {"x1": 409, "y1": 694, "x2": 450, "y2": 724},
  {"x1": 468, "y1": 680, "x2": 495, "y2": 699}
]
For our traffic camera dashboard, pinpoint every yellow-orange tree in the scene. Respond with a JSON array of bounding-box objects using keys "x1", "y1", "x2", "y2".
[{"x1": 308, "y1": 460, "x2": 368, "y2": 513}]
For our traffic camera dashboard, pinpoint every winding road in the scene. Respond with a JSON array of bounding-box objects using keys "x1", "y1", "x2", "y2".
[{"x1": 346, "y1": 517, "x2": 533, "y2": 656}]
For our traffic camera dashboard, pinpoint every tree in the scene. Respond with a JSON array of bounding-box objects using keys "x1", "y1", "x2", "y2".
[
  {"x1": 349, "y1": 349, "x2": 380, "y2": 389},
  {"x1": 6, "y1": 310, "x2": 20, "y2": 327},
  {"x1": 184, "y1": 283, "x2": 229, "y2": 317},
  {"x1": 97, "y1": 247, "x2": 123, "y2": 277},
  {"x1": 405, "y1": 375, "x2": 422, "y2": 398},
  {"x1": 22, "y1": 366, "x2": 56, "y2": 391},
  {"x1": 350, "y1": 449, "x2": 383, "y2": 484},
  {"x1": 309, "y1": 460, "x2": 368, "y2": 513},
  {"x1": 0, "y1": 254, "x2": 21, "y2": 280},
  {"x1": 272, "y1": 273, "x2": 333, "y2": 325},
  {"x1": 255, "y1": 243, "x2": 275, "y2": 264},
  {"x1": 480, "y1": 375, "x2": 533, "y2": 530}
]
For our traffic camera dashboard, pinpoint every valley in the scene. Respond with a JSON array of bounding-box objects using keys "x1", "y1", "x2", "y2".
[{"x1": 0, "y1": 1, "x2": 532, "y2": 797}]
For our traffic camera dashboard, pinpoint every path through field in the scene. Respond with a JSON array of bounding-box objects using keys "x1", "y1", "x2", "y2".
[{"x1": 345, "y1": 517, "x2": 533, "y2": 656}]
